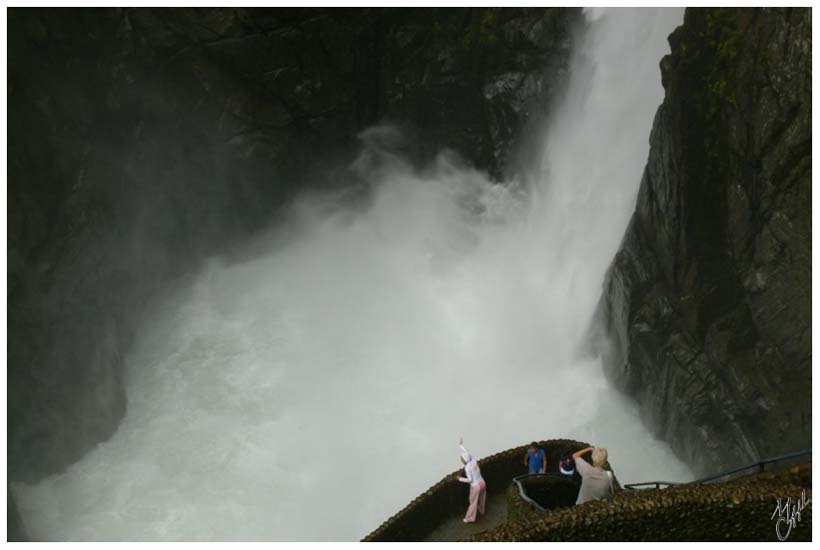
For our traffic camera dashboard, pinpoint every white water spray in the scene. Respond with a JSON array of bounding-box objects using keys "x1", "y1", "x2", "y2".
[{"x1": 15, "y1": 8, "x2": 690, "y2": 541}]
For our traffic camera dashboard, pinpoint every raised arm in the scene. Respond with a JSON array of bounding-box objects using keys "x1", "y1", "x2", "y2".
[
  {"x1": 458, "y1": 437, "x2": 473, "y2": 483},
  {"x1": 572, "y1": 446, "x2": 594, "y2": 460}
]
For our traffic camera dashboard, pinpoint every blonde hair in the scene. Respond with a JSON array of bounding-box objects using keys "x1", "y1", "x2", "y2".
[{"x1": 591, "y1": 447, "x2": 608, "y2": 468}]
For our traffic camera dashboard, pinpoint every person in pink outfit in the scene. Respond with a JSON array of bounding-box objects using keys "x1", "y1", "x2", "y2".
[{"x1": 458, "y1": 438, "x2": 487, "y2": 523}]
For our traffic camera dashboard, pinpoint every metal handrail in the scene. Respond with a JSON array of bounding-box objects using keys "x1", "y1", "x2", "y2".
[
  {"x1": 621, "y1": 481, "x2": 682, "y2": 490},
  {"x1": 512, "y1": 473, "x2": 559, "y2": 513},
  {"x1": 513, "y1": 472, "x2": 584, "y2": 524},
  {"x1": 623, "y1": 449, "x2": 811, "y2": 490}
]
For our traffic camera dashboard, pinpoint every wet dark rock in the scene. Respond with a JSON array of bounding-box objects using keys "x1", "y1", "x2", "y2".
[
  {"x1": 9, "y1": 7, "x2": 581, "y2": 483},
  {"x1": 594, "y1": 8, "x2": 811, "y2": 475}
]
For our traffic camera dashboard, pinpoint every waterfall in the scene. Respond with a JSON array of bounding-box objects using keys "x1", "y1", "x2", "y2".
[{"x1": 14, "y1": 7, "x2": 690, "y2": 541}]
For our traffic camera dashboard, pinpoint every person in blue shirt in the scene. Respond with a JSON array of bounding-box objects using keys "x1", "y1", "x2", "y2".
[{"x1": 524, "y1": 442, "x2": 547, "y2": 474}]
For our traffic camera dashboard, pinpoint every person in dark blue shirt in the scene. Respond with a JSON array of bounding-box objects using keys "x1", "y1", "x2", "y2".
[{"x1": 524, "y1": 442, "x2": 547, "y2": 474}]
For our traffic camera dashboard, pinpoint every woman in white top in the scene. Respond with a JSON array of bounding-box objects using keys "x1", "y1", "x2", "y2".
[
  {"x1": 458, "y1": 438, "x2": 487, "y2": 523},
  {"x1": 572, "y1": 445, "x2": 614, "y2": 504}
]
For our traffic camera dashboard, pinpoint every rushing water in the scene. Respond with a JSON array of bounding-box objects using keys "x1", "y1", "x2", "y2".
[{"x1": 15, "y1": 7, "x2": 691, "y2": 541}]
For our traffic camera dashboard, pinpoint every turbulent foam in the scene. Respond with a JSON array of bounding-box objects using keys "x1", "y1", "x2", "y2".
[{"x1": 14, "y1": 7, "x2": 690, "y2": 541}]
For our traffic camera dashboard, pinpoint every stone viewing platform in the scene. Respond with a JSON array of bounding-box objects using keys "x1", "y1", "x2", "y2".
[
  {"x1": 362, "y1": 439, "x2": 609, "y2": 542},
  {"x1": 363, "y1": 440, "x2": 811, "y2": 542}
]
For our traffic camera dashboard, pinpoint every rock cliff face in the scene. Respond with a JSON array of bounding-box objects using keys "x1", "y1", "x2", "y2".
[
  {"x1": 596, "y1": 8, "x2": 811, "y2": 475},
  {"x1": 9, "y1": 7, "x2": 581, "y2": 488}
]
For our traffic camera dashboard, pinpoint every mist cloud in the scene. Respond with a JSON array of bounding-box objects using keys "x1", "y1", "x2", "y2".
[{"x1": 14, "y1": 8, "x2": 690, "y2": 541}]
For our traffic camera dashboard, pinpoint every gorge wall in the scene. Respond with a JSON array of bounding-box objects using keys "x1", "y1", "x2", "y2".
[
  {"x1": 596, "y1": 7, "x2": 811, "y2": 476},
  {"x1": 9, "y1": 7, "x2": 580, "y2": 484}
]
